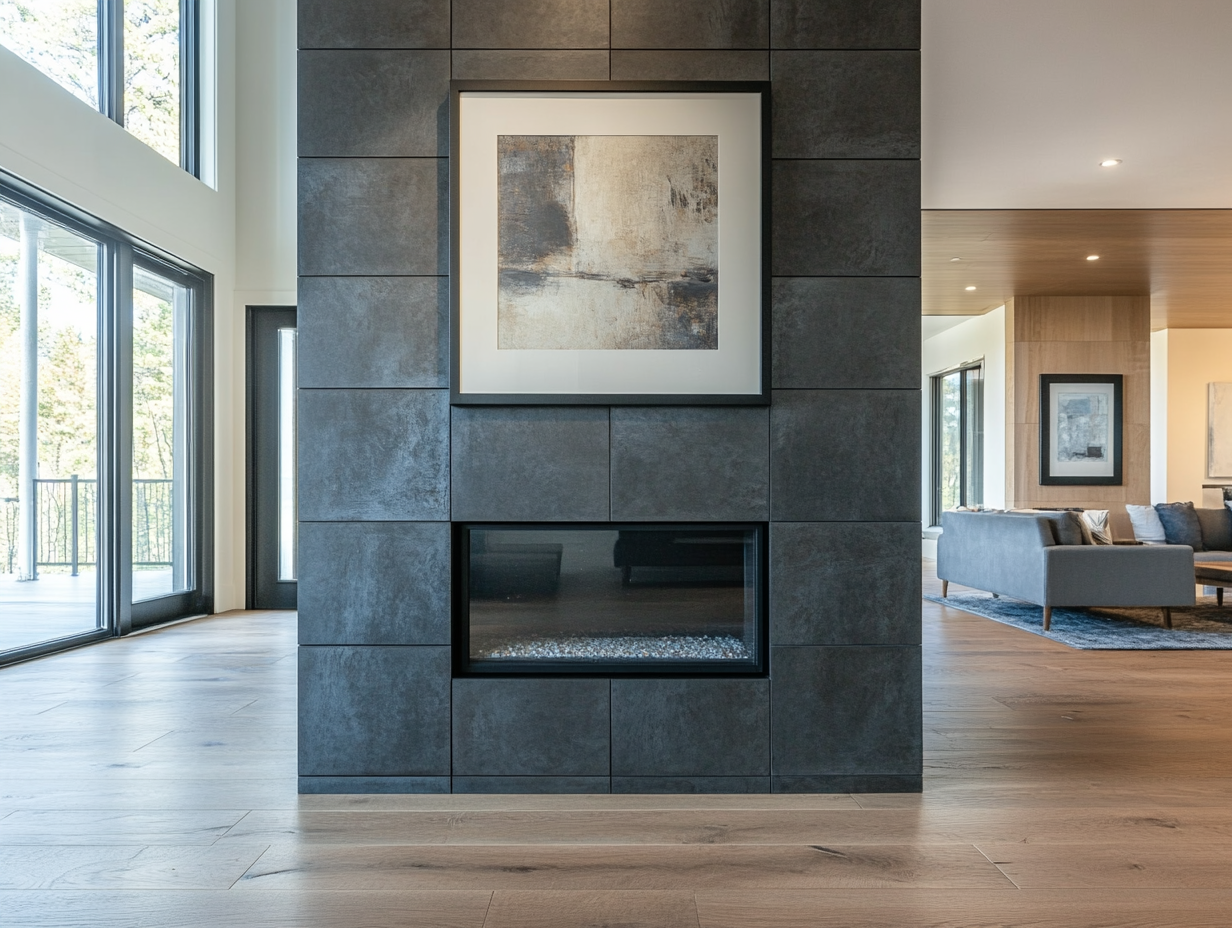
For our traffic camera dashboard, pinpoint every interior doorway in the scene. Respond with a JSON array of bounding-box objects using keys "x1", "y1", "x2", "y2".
[{"x1": 246, "y1": 306, "x2": 297, "y2": 610}]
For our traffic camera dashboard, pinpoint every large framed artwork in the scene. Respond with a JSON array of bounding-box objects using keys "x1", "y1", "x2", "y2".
[
  {"x1": 1207, "y1": 383, "x2": 1232, "y2": 479},
  {"x1": 1038, "y1": 374, "x2": 1123, "y2": 486},
  {"x1": 449, "y1": 81, "x2": 770, "y2": 405}
]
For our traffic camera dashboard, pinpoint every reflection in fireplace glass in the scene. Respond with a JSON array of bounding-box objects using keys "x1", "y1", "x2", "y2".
[{"x1": 465, "y1": 526, "x2": 762, "y2": 670}]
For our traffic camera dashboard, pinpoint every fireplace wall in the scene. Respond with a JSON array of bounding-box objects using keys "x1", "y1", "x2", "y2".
[{"x1": 296, "y1": 0, "x2": 923, "y2": 793}]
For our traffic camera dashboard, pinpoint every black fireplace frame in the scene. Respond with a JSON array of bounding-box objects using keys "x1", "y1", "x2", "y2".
[{"x1": 451, "y1": 522, "x2": 769, "y2": 678}]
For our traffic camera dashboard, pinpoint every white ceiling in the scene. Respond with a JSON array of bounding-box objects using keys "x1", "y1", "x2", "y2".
[{"x1": 923, "y1": 0, "x2": 1232, "y2": 209}]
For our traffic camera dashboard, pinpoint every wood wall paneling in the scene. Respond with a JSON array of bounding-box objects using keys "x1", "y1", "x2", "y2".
[{"x1": 1005, "y1": 296, "x2": 1151, "y2": 518}]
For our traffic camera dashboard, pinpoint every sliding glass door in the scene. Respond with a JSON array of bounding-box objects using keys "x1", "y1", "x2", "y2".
[
  {"x1": 0, "y1": 201, "x2": 103, "y2": 653},
  {"x1": 932, "y1": 363, "x2": 984, "y2": 526},
  {"x1": 0, "y1": 177, "x2": 211, "y2": 661}
]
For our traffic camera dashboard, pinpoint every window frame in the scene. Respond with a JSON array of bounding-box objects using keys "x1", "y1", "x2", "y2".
[
  {"x1": 0, "y1": 167, "x2": 213, "y2": 665},
  {"x1": 1, "y1": 0, "x2": 201, "y2": 175},
  {"x1": 930, "y1": 360, "x2": 984, "y2": 528}
]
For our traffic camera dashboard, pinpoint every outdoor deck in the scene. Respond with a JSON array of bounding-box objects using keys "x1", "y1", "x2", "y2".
[{"x1": 0, "y1": 570, "x2": 175, "y2": 653}]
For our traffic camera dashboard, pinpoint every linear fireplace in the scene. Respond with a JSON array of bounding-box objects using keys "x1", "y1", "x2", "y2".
[{"x1": 455, "y1": 523, "x2": 766, "y2": 675}]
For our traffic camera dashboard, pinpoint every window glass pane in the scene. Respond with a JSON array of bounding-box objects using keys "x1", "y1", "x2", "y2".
[
  {"x1": 124, "y1": 0, "x2": 180, "y2": 164},
  {"x1": 0, "y1": 200, "x2": 101, "y2": 653},
  {"x1": 938, "y1": 371, "x2": 961, "y2": 514},
  {"x1": 277, "y1": 327, "x2": 296, "y2": 583},
  {"x1": 132, "y1": 266, "x2": 191, "y2": 601},
  {"x1": 964, "y1": 367, "x2": 984, "y2": 508},
  {"x1": 0, "y1": 0, "x2": 100, "y2": 109}
]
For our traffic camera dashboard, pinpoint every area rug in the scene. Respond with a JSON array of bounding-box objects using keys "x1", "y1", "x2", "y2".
[{"x1": 923, "y1": 591, "x2": 1232, "y2": 649}]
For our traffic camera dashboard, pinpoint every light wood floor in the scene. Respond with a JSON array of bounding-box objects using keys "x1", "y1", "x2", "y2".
[{"x1": 3, "y1": 562, "x2": 1232, "y2": 926}]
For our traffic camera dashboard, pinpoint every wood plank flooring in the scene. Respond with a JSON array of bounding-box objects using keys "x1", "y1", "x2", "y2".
[{"x1": 3, "y1": 561, "x2": 1232, "y2": 925}]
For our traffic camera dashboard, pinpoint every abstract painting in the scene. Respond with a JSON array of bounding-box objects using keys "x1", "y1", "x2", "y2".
[
  {"x1": 1039, "y1": 375, "x2": 1122, "y2": 485},
  {"x1": 496, "y1": 135, "x2": 718, "y2": 351},
  {"x1": 1055, "y1": 391, "x2": 1109, "y2": 462},
  {"x1": 1208, "y1": 383, "x2": 1232, "y2": 478}
]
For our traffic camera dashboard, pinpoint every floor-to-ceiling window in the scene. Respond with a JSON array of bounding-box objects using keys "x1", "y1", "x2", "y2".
[
  {"x1": 0, "y1": 175, "x2": 210, "y2": 663},
  {"x1": 0, "y1": 0, "x2": 199, "y2": 173},
  {"x1": 931, "y1": 362, "x2": 984, "y2": 526}
]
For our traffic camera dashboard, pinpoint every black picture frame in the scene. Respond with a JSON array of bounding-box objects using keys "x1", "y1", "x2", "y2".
[
  {"x1": 1039, "y1": 374, "x2": 1124, "y2": 486},
  {"x1": 449, "y1": 80, "x2": 771, "y2": 406}
]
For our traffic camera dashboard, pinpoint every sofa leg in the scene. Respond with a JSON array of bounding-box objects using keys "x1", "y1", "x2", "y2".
[
  {"x1": 1162, "y1": 607, "x2": 1173, "y2": 629},
  {"x1": 941, "y1": 580, "x2": 949, "y2": 598},
  {"x1": 1043, "y1": 606, "x2": 1052, "y2": 631}
]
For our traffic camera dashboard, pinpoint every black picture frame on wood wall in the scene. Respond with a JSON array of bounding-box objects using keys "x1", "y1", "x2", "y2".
[
  {"x1": 1039, "y1": 374, "x2": 1124, "y2": 486},
  {"x1": 449, "y1": 80, "x2": 771, "y2": 406}
]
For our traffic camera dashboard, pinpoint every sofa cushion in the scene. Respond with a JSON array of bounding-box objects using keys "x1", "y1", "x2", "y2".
[
  {"x1": 1081, "y1": 510, "x2": 1113, "y2": 545},
  {"x1": 1127, "y1": 504, "x2": 1167, "y2": 544},
  {"x1": 1034, "y1": 511, "x2": 1087, "y2": 546},
  {"x1": 1155, "y1": 501, "x2": 1204, "y2": 551},
  {"x1": 1197, "y1": 507, "x2": 1232, "y2": 551}
]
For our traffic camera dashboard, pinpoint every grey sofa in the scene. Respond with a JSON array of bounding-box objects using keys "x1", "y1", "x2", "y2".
[{"x1": 937, "y1": 511, "x2": 1196, "y2": 630}]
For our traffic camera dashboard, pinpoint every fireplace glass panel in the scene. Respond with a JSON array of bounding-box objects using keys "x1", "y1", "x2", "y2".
[{"x1": 463, "y1": 525, "x2": 763, "y2": 673}]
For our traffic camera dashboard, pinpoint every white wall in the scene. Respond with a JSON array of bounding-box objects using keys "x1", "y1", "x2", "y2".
[
  {"x1": 920, "y1": 306, "x2": 1007, "y2": 555},
  {"x1": 1160, "y1": 329, "x2": 1232, "y2": 506},
  {"x1": 0, "y1": 0, "x2": 297, "y2": 611}
]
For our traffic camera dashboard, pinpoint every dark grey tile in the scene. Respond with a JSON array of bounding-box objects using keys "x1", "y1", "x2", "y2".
[
  {"x1": 299, "y1": 0, "x2": 450, "y2": 49},
  {"x1": 452, "y1": 777, "x2": 611, "y2": 794},
  {"x1": 610, "y1": 407, "x2": 769, "y2": 521},
  {"x1": 611, "y1": 50, "x2": 768, "y2": 80},
  {"x1": 612, "y1": 0, "x2": 767, "y2": 48},
  {"x1": 770, "y1": 522, "x2": 921, "y2": 645},
  {"x1": 298, "y1": 390, "x2": 449, "y2": 521},
  {"x1": 299, "y1": 51, "x2": 449, "y2": 157},
  {"x1": 299, "y1": 646, "x2": 451, "y2": 776},
  {"x1": 772, "y1": 160, "x2": 920, "y2": 277},
  {"x1": 772, "y1": 51, "x2": 919, "y2": 158},
  {"x1": 611, "y1": 777, "x2": 770, "y2": 794},
  {"x1": 771, "y1": 646, "x2": 922, "y2": 776},
  {"x1": 452, "y1": 50, "x2": 610, "y2": 79},
  {"x1": 770, "y1": 390, "x2": 920, "y2": 522},
  {"x1": 773, "y1": 774, "x2": 921, "y2": 793},
  {"x1": 450, "y1": 407, "x2": 610, "y2": 521},
  {"x1": 771, "y1": 0, "x2": 919, "y2": 49},
  {"x1": 452, "y1": 679, "x2": 611, "y2": 776},
  {"x1": 611, "y1": 679, "x2": 770, "y2": 776},
  {"x1": 452, "y1": 0, "x2": 610, "y2": 49},
  {"x1": 772, "y1": 278, "x2": 919, "y2": 389},
  {"x1": 299, "y1": 159, "x2": 446, "y2": 276},
  {"x1": 298, "y1": 522, "x2": 450, "y2": 645},
  {"x1": 298, "y1": 278, "x2": 447, "y2": 388},
  {"x1": 298, "y1": 776, "x2": 451, "y2": 794}
]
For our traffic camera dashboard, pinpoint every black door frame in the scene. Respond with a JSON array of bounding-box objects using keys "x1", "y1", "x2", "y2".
[{"x1": 245, "y1": 305, "x2": 297, "y2": 610}]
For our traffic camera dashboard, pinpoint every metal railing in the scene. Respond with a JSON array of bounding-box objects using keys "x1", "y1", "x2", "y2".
[{"x1": 0, "y1": 478, "x2": 174, "y2": 576}]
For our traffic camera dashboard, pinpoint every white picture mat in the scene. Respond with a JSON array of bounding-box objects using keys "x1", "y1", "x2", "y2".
[
  {"x1": 1047, "y1": 381, "x2": 1116, "y2": 478},
  {"x1": 457, "y1": 91, "x2": 762, "y2": 396},
  {"x1": 1208, "y1": 383, "x2": 1232, "y2": 478}
]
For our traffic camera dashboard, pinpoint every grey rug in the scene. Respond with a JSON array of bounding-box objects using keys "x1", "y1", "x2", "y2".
[{"x1": 923, "y1": 591, "x2": 1232, "y2": 649}]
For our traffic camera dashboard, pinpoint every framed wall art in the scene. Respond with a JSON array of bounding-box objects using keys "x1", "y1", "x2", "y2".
[
  {"x1": 1207, "y1": 383, "x2": 1232, "y2": 479},
  {"x1": 449, "y1": 80, "x2": 770, "y2": 405},
  {"x1": 1039, "y1": 374, "x2": 1123, "y2": 486}
]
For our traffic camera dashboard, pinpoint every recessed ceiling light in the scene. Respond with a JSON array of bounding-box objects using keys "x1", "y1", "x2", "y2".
[
  {"x1": 950, "y1": 257, "x2": 962, "y2": 262},
  {"x1": 1100, "y1": 159, "x2": 1122, "y2": 167},
  {"x1": 965, "y1": 286, "x2": 977, "y2": 291},
  {"x1": 1087, "y1": 254, "x2": 1100, "y2": 261}
]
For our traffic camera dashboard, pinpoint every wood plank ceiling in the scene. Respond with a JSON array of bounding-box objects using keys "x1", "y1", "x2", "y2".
[{"x1": 922, "y1": 210, "x2": 1232, "y2": 329}]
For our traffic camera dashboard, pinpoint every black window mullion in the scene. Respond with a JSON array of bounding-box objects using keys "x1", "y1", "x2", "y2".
[
  {"x1": 98, "y1": 0, "x2": 124, "y2": 125},
  {"x1": 180, "y1": 0, "x2": 200, "y2": 175}
]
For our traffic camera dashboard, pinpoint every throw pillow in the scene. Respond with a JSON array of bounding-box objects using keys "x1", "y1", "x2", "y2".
[
  {"x1": 1198, "y1": 505, "x2": 1232, "y2": 550},
  {"x1": 1126, "y1": 504, "x2": 1167, "y2": 544},
  {"x1": 1081, "y1": 509, "x2": 1112, "y2": 544},
  {"x1": 1154, "y1": 501, "x2": 1205, "y2": 551},
  {"x1": 1033, "y1": 511, "x2": 1087, "y2": 545}
]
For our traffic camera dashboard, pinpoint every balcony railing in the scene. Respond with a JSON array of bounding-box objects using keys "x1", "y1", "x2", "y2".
[{"x1": 0, "y1": 477, "x2": 174, "y2": 577}]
